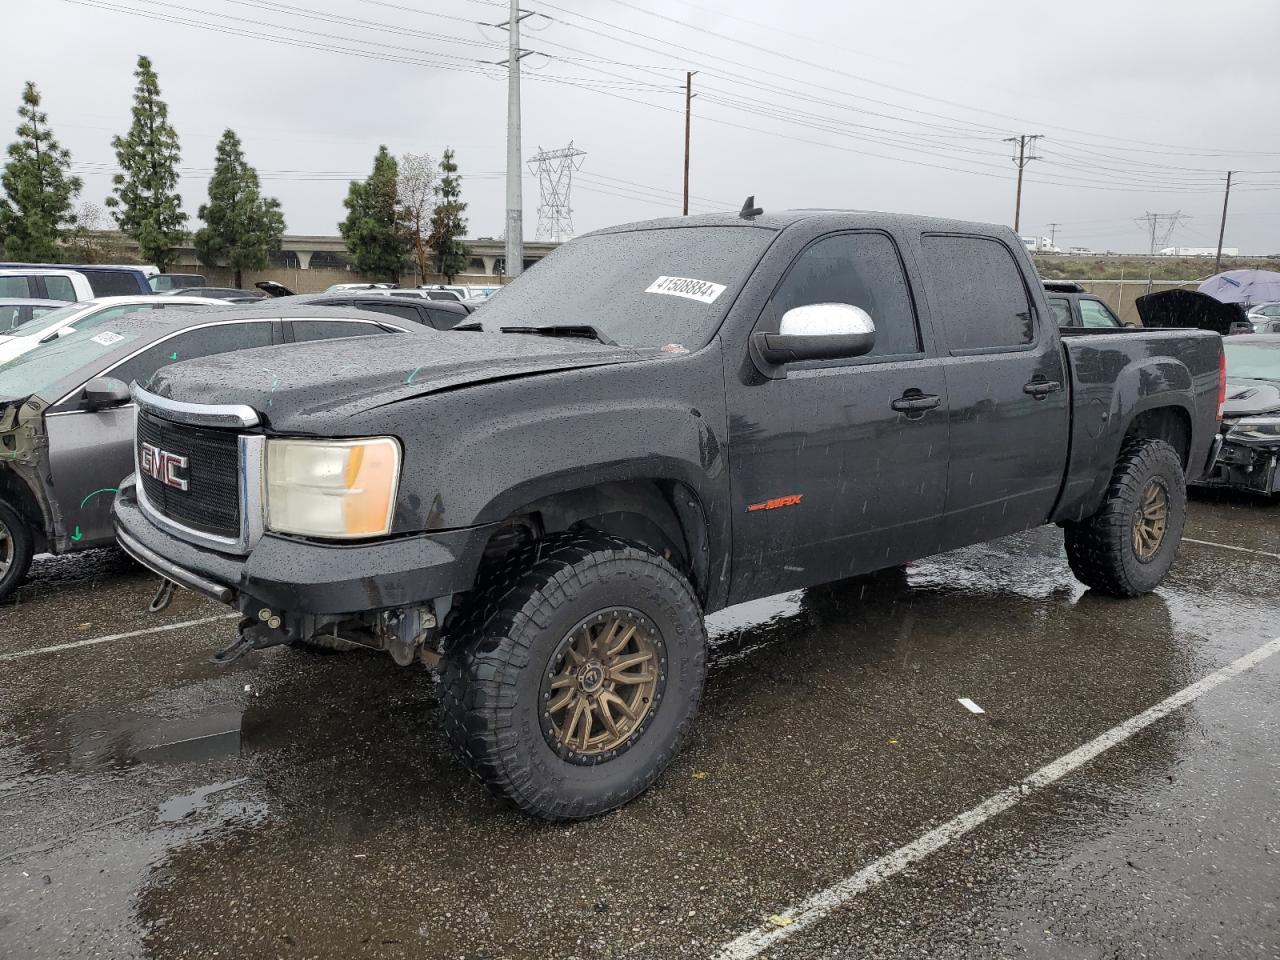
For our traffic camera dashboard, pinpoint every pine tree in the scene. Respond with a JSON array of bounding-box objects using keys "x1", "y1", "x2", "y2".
[
  {"x1": 106, "y1": 55, "x2": 187, "y2": 270},
  {"x1": 339, "y1": 145, "x2": 409, "y2": 282},
  {"x1": 0, "y1": 82, "x2": 82, "y2": 262},
  {"x1": 427, "y1": 148, "x2": 470, "y2": 282},
  {"x1": 193, "y1": 130, "x2": 285, "y2": 288}
]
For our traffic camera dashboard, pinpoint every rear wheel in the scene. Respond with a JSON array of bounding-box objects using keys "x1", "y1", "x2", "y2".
[
  {"x1": 0, "y1": 500, "x2": 35, "y2": 603},
  {"x1": 1064, "y1": 438, "x2": 1186, "y2": 596},
  {"x1": 441, "y1": 533, "x2": 707, "y2": 821}
]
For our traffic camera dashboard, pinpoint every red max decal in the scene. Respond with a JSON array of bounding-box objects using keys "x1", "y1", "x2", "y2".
[{"x1": 746, "y1": 494, "x2": 803, "y2": 513}]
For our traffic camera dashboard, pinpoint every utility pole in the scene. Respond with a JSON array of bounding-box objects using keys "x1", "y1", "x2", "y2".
[
  {"x1": 1047, "y1": 222, "x2": 1060, "y2": 249},
  {"x1": 1004, "y1": 134, "x2": 1042, "y2": 234},
  {"x1": 503, "y1": 0, "x2": 533, "y2": 280},
  {"x1": 683, "y1": 71, "x2": 697, "y2": 216},
  {"x1": 1214, "y1": 171, "x2": 1234, "y2": 273}
]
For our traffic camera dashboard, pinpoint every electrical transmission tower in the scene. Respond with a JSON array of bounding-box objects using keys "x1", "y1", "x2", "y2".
[
  {"x1": 528, "y1": 142, "x2": 587, "y2": 242},
  {"x1": 1134, "y1": 211, "x2": 1189, "y2": 255}
]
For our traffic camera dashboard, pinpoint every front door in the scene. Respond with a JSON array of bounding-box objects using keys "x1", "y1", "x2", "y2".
[
  {"x1": 726, "y1": 231, "x2": 950, "y2": 602},
  {"x1": 44, "y1": 405, "x2": 136, "y2": 546},
  {"x1": 917, "y1": 234, "x2": 1071, "y2": 546}
]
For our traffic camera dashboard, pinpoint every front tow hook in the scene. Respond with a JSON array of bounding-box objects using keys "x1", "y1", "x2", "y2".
[{"x1": 212, "y1": 618, "x2": 291, "y2": 664}]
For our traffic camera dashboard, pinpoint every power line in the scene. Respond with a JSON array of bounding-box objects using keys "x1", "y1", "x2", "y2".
[{"x1": 563, "y1": 0, "x2": 1280, "y2": 158}]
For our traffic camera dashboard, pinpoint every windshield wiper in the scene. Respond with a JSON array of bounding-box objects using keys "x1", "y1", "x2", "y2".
[
  {"x1": 499, "y1": 324, "x2": 615, "y2": 345},
  {"x1": 451, "y1": 320, "x2": 483, "y2": 331}
]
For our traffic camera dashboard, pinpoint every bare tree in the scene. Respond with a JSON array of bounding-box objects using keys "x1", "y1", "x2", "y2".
[
  {"x1": 64, "y1": 201, "x2": 126, "y2": 263},
  {"x1": 397, "y1": 152, "x2": 437, "y2": 280}
]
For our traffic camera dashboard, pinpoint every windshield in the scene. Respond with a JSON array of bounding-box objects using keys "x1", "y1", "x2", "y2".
[
  {"x1": 0, "y1": 325, "x2": 145, "y2": 400},
  {"x1": 477, "y1": 225, "x2": 775, "y2": 348},
  {"x1": 1224, "y1": 341, "x2": 1280, "y2": 381},
  {"x1": 6, "y1": 301, "x2": 88, "y2": 338}
]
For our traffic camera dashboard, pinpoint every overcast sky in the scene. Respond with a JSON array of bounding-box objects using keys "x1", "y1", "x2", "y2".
[{"x1": 6, "y1": 0, "x2": 1280, "y2": 254}]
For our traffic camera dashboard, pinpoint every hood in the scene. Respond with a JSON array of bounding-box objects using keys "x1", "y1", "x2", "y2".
[
  {"x1": 1222, "y1": 378, "x2": 1280, "y2": 419},
  {"x1": 1135, "y1": 289, "x2": 1247, "y2": 335},
  {"x1": 146, "y1": 328, "x2": 659, "y2": 432}
]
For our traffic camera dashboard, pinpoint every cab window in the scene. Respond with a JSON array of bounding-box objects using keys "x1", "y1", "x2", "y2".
[
  {"x1": 109, "y1": 321, "x2": 276, "y2": 392},
  {"x1": 291, "y1": 319, "x2": 399, "y2": 342},
  {"x1": 920, "y1": 235, "x2": 1034, "y2": 351},
  {"x1": 1078, "y1": 299, "x2": 1121, "y2": 328},
  {"x1": 1047, "y1": 297, "x2": 1072, "y2": 327},
  {"x1": 765, "y1": 232, "x2": 921, "y2": 359}
]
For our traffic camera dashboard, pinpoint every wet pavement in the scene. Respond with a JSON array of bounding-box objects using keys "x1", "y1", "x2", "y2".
[{"x1": 1, "y1": 493, "x2": 1278, "y2": 959}]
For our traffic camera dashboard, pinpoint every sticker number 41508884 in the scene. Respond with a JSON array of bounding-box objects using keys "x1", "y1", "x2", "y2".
[{"x1": 645, "y1": 275, "x2": 726, "y2": 304}]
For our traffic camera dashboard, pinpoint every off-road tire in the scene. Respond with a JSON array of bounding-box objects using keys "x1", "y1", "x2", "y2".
[
  {"x1": 0, "y1": 500, "x2": 34, "y2": 603},
  {"x1": 441, "y1": 532, "x2": 707, "y2": 821},
  {"x1": 1064, "y1": 438, "x2": 1186, "y2": 597}
]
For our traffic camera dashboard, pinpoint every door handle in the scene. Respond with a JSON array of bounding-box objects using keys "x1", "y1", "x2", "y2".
[
  {"x1": 891, "y1": 392, "x2": 942, "y2": 413},
  {"x1": 1023, "y1": 379, "x2": 1062, "y2": 398}
]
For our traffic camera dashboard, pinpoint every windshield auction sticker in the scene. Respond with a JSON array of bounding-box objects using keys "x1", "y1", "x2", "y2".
[
  {"x1": 645, "y1": 276, "x2": 726, "y2": 304},
  {"x1": 90, "y1": 331, "x2": 125, "y2": 346}
]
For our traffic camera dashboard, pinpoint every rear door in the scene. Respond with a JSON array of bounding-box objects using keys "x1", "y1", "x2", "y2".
[
  {"x1": 44, "y1": 319, "x2": 280, "y2": 547},
  {"x1": 918, "y1": 233, "x2": 1070, "y2": 546},
  {"x1": 726, "y1": 229, "x2": 950, "y2": 601}
]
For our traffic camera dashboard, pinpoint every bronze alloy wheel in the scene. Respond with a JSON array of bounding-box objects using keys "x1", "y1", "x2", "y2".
[
  {"x1": 1132, "y1": 479, "x2": 1169, "y2": 562},
  {"x1": 540, "y1": 608, "x2": 667, "y2": 764}
]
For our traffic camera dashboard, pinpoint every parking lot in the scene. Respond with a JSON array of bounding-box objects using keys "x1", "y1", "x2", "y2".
[{"x1": 2, "y1": 491, "x2": 1277, "y2": 960}]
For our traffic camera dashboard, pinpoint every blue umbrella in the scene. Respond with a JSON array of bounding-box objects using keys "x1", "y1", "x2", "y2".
[{"x1": 1198, "y1": 269, "x2": 1280, "y2": 305}]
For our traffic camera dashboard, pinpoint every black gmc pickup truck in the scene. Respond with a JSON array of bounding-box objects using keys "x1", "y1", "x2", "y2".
[{"x1": 113, "y1": 209, "x2": 1224, "y2": 820}]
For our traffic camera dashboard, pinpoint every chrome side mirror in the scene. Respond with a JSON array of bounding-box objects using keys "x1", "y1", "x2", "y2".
[{"x1": 753, "y1": 303, "x2": 877, "y2": 368}]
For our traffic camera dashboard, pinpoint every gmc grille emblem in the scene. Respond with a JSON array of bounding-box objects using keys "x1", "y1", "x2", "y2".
[{"x1": 140, "y1": 441, "x2": 189, "y2": 491}]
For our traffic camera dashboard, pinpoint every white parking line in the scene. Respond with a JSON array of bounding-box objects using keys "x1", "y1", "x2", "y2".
[
  {"x1": 713, "y1": 634, "x2": 1280, "y2": 960},
  {"x1": 0, "y1": 614, "x2": 239, "y2": 662},
  {"x1": 1183, "y1": 537, "x2": 1280, "y2": 561}
]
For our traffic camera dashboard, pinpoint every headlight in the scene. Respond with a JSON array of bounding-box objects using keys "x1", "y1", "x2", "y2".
[
  {"x1": 1226, "y1": 416, "x2": 1280, "y2": 442},
  {"x1": 266, "y1": 437, "x2": 401, "y2": 538}
]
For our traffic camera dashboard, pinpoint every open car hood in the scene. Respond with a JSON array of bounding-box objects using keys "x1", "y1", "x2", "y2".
[
  {"x1": 145, "y1": 328, "x2": 658, "y2": 433},
  {"x1": 1135, "y1": 289, "x2": 1247, "y2": 335}
]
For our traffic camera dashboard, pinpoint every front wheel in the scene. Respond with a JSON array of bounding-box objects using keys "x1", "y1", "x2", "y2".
[
  {"x1": 441, "y1": 534, "x2": 707, "y2": 821},
  {"x1": 1064, "y1": 438, "x2": 1187, "y2": 597},
  {"x1": 0, "y1": 500, "x2": 34, "y2": 603}
]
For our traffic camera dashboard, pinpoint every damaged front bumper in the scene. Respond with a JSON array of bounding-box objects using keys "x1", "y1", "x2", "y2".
[
  {"x1": 112, "y1": 475, "x2": 497, "y2": 660},
  {"x1": 1195, "y1": 433, "x2": 1280, "y2": 496}
]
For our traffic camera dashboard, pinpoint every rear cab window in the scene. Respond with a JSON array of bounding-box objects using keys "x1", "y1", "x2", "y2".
[
  {"x1": 920, "y1": 235, "x2": 1035, "y2": 353},
  {"x1": 1047, "y1": 297, "x2": 1072, "y2": 327}
]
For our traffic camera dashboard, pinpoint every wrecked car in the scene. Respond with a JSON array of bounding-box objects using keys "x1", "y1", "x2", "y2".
[
  {"x1": 1198, "y1": 335, "x2": 1280, "y2": 497},
  {"x1": 0, "y1": 306, "x2": 418, "y2": 600},
  {"x1": 114, "y1": 209, "x2": 1224, "y2": 820}
]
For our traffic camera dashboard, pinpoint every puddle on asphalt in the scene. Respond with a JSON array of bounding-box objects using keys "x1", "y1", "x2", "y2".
[{"x1": 23, "y1": 703, "x2": 246, "y2": 772}]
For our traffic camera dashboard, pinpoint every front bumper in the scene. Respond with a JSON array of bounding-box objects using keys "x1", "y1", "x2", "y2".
[
  {"x1": 113, "y1": 475, "x2": 498, "y2": 618},
  {"x1": 1194, "y1": 437, "x2": 1280, "y2": 495}
]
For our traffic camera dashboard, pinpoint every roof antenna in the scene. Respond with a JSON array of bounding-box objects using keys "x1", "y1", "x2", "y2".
[{"x1": 739, "y1": 195, "x2": 763, "y2": 220}]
